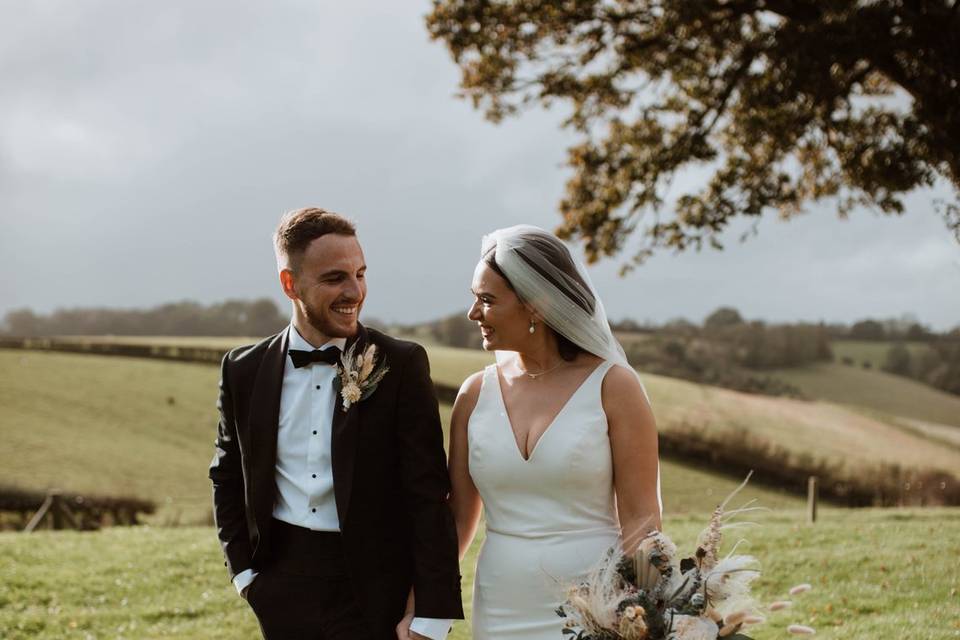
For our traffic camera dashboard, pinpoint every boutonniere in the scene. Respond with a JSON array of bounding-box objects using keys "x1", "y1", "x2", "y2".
[{"x1": 334, "y1": 342, "x2": 389, "y2": 411}]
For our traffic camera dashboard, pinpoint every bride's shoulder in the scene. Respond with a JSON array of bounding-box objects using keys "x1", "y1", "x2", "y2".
[
  {"x1": 450, "y1": 370, "x2": 486, "y2": 430},
  {"x1": 457, "y1": 369, "x2": 486, "y2": 403},
  {"x1": 600, "y1": 362, "x2": 646, "y2": 396}
]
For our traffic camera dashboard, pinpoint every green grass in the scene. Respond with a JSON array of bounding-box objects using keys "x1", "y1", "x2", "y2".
[
  {"x1": 0, "y1": 349, "x2": 803, "y2": 525},
  {"x1": 0, "y1": 350, "x2": 219, "y2": 523},
  {"x1": 423, "y1": 346, "x2": 960, "y2": 475},
  {"x1": 4, "y1": 345, "x2": 958, "y2": 522},
  {"x1": 1, "y1": 508, "x2": 958, "y2": 639},
  {"x1": 831, "y1": 339, "x2": 933, "y2": 370},
  {"x1": 3, "y1": 343, "x2": 959, "y2": 637},
  {"x1": 771, "y1": 362, "x2": 960, "y2": 431}
]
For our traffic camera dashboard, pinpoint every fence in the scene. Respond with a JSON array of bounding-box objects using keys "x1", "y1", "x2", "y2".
[{"x1": 1, "y1": 486, "x2": 156, "y2": 532}]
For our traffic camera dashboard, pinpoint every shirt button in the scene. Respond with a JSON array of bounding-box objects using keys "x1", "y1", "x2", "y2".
[
  {"x1": 312, "y1": 474, "x2": 317, "y2": 478},
  {"x1": 311, "y1": 508, "x2": 317, "y2": 513},
  {"x1": 312, "y1": 430, "x2": 317, "y2": 435},
  {"x1": 315, "y1": 385, "x2": 321, "y2": 390}
]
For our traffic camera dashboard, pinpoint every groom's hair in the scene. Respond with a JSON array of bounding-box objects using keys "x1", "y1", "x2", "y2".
[{"x1": 273, "y1": 207, "x2": 357, "y2": 272}]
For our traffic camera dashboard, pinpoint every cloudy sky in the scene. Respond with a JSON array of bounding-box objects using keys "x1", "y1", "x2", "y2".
[{"x1": 2, "y1": 1, "x2": 958, "y2": 330}]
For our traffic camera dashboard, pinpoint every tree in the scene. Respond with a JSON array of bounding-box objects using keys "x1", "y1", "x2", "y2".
[
  {"x1": 850, "y1": 318, "x2": 886, "y2": 340},
  {"x1": 703, "y1": 306, "x2": 745, "y2": 329},
  {"x1": 427, "y1": 0, "x2": 960, "y2": 268},
  {"x1": 883, "y1": 342, "x2": 912, "y2": 375},
  {"x1": 1, "y1": 309, "x2": 41, "y2": 336}
]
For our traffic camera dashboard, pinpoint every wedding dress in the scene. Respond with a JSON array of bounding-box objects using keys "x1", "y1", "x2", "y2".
[{"x1": 468, "y1": 361, "x2": 620, "y2": 639}]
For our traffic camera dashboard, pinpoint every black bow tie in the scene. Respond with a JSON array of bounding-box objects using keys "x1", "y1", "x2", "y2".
[{"x1": 288, "y1": 347, "x2": 342, "y2": 369}]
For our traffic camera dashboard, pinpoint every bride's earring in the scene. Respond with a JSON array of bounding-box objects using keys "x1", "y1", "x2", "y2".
[{"x1": 529, "y1": 319, "x2": 536, "y2": 334}]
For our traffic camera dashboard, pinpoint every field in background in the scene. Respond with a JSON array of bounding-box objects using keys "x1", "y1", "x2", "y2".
[
  {"x1": 4, "y1": 340, "x2": 960, "y2": 520},
  {"x1": 0, "y1": 349, "x2": 805, "y2": 523},
  {"x1": 831, "y1": 339, "x2": 933, "y2": 369},
  {"x1": 3, "y1": 341, "x2": 960, "y2": 638},
  {"x1": 421, "y1": 347, "x2": 960, "y2": 476},
  {"x1": 771, "y1": 361, "x2": 960, "y2": 431},
  {"x1": 32, "y1": 334, "x2": 960, "y2": 429},
  {"x1": 0, "y1": 350, "x2": 218, "y2": 523},
  {"x1": 2, "y1": 508, "x2": 957, "y2": 639}
]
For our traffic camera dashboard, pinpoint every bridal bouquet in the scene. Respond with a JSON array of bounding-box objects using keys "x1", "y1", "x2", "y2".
[{"x1": 557, "y1": 477, "x2": 815, "y2": 639}]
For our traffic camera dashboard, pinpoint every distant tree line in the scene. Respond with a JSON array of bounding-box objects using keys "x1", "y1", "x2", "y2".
[
  {"x1": 403, "y1": 305, "x2": 835, "y2": 397},
  {"x1": 613, "y1": 307, "x2": 832, "y2": 396},
  {"x1": 404, "y1": 311, "x2": 484, "y2": 350},
  {"x1": 614, "y1": 312, "x2": 953, "y2": 342},
  {"x1": 839, "y1": 316, "x2": 939, "y2": 342},
  {"x1": 1, "y1": 299, "x2": 288, "y2": 337}
]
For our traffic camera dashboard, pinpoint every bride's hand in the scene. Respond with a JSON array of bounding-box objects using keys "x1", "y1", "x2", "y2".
[
  {"x1": 395, "y1": 611, "x2": 429, "y2": 640},
  {"x1": 395, "y1": 588, "x2": 429, "y2": 640},
  {"x1": 395, "y1": 611, "x2": 413, "y2": 639}
]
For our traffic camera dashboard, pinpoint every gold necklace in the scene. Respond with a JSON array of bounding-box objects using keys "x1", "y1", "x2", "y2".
[{"x1": 519, "y1": 360, "x2": 565, "y2": 380}]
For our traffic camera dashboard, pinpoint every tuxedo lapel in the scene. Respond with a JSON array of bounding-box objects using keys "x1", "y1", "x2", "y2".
[
  {"x1": 246, "y1": 328, "x2": 288, "y2": 534},
  {"x1": 331, "y1": 323, "x2": 368, "y2": 528}
]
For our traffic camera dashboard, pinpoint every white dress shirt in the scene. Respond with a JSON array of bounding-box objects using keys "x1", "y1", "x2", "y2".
[
  {"x1": 272, "y1": 326, "x2": 344, "y2": 530},
  {"x1": 234, "y1": 325, "x2": 452, "y2": 640}
]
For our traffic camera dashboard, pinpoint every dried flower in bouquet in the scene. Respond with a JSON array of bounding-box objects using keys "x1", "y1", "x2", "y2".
[{"x1": 557, "y1": 473, "x2": 783, "y2": 640}]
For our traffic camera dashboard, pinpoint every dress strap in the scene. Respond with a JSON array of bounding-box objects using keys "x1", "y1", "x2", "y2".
[{"x1": 474, "y1": 364, "x2": 499, "y2": 410}]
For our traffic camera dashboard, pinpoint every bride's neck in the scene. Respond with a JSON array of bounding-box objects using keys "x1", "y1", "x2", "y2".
[{"x1": 513, "y1": 332, "x2": 564, "y2": 375}]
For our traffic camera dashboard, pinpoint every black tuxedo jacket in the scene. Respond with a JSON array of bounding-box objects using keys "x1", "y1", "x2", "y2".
[{"x1": 209, "y1": 323, "x2": 463, "y2": 632}]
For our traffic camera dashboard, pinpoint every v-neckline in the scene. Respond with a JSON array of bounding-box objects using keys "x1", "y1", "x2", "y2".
[{"x1": 494, "y1": 362, "x2": 606, "y2": 463}]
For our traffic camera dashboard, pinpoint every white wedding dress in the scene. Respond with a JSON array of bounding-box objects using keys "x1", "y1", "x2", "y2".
[{"x1": 468, "y1": 361, "x2": 621, "y2": 639}]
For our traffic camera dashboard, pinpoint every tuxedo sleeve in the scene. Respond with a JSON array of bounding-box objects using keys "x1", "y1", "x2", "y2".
[
  {"x1": 208, "y1": 352, "x2": 254, "y2": 581},
  {"x1": 396, "y1": 344, "x2": 464, "y2": 620}
]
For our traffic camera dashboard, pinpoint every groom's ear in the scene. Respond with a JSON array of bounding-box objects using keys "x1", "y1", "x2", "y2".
[{"x1": 279, "y1": 269, "x2": 299, "y2": 301}]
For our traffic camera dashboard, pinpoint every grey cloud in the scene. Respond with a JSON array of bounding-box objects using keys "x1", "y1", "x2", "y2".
[{"x1": 1, "y1": 0, "x2": 957, "y2": 330}]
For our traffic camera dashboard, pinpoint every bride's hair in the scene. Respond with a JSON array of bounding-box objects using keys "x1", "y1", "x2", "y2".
[{"x1": 483, "y1": 235, "x2": 596, "y2": 361}]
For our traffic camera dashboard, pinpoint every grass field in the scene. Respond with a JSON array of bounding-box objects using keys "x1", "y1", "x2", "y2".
[
  {"x1": 831, "y1": 339, "x2": 933, "y2": 369},
  {"x1": 0, "y1": 349, "x2": 804, "y2": 523},
  {"x1": 420, "y1": 347, "x2": 960, "y2": 475},
  {"x1": 771, "y1": 362, "x2": 960, "y2": 431},
  {"x1": 4, "y1": 345, "x2": 959, "y2": 520},
  {"x1": 0, "y1": 350, "x2": 219, "y2": 523},
  {"x1": 2, "y1": 342, "x2": 959, "y2": 638},
  {"x1": 33, "y1": 333, "x2": 960, "y2": 429},
  {"x1": 1, "y1": 508, "x2": 957, "y2": 639}
]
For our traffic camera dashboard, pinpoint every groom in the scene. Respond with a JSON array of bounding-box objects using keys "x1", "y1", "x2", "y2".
[{"x1": 209, "y1": 208, "x2": 463, "y2": 639}]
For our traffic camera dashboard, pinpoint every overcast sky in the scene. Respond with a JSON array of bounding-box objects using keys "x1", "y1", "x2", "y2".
[{"x1": 2, "y1": 0, "x2": 958, "y2": 331}]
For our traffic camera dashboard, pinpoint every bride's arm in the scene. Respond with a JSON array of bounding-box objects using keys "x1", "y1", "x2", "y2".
[
  {"x1": 603, "y1": 364, "x2": 662, "y2": 551},
  {"x1": 448, "y1": 371, "x2": 484, "y2": 561}
]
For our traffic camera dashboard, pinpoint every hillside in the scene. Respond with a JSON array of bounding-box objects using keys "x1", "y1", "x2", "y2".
[
  {"x1": 771, "y1": 361, "x2": 960, "y2": 431},
  {"x1": 421, "y1": 346, "x2": 960, "y2": 477},
  {"x1": 831, "y1": 339, "x2": 934, "y2": 369},
  {"x1": 0, "y1": 349, "x2": 804, "y2": 522}
]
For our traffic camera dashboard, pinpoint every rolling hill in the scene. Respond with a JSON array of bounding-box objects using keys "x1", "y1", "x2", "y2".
[{"x1": 0, "y1": 349, "x2": 805, "y2": 523}]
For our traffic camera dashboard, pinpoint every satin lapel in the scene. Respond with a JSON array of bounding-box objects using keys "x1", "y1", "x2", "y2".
[
  {"x1": 247, "y1": 328, "x2": 288, "y2": 528},
  {"x1": 331, "y1": 323, "x2": 368, "y2": 528}
]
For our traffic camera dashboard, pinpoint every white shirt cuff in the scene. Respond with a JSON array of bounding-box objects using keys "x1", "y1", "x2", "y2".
[
  {"x1": 409, "y1": 617, "x2": 453, "y2": 640},
  {"x1": 232, "y1": 569, "x2": 258, "y2": 596}
]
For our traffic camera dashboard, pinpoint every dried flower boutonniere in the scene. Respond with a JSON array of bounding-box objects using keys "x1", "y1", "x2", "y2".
[{"x1": 334, "y1": 342, "x2": 389, "y2": 411}]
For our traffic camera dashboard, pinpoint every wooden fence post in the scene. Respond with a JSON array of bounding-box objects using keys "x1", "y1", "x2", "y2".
[
  {"x1": 807, "y1": 476, "x2": 818, "y2": 524},
  {"x1": 24, "y1": 493, "x2": 55, "y2": 533},
  {"x1": 50, "y1": 492, "x2": 64, "y2": 529}
]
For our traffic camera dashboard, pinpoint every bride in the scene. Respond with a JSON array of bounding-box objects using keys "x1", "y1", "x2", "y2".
[{"x1": 447, "y1": 225, "x2": 662, "y2": 639}]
